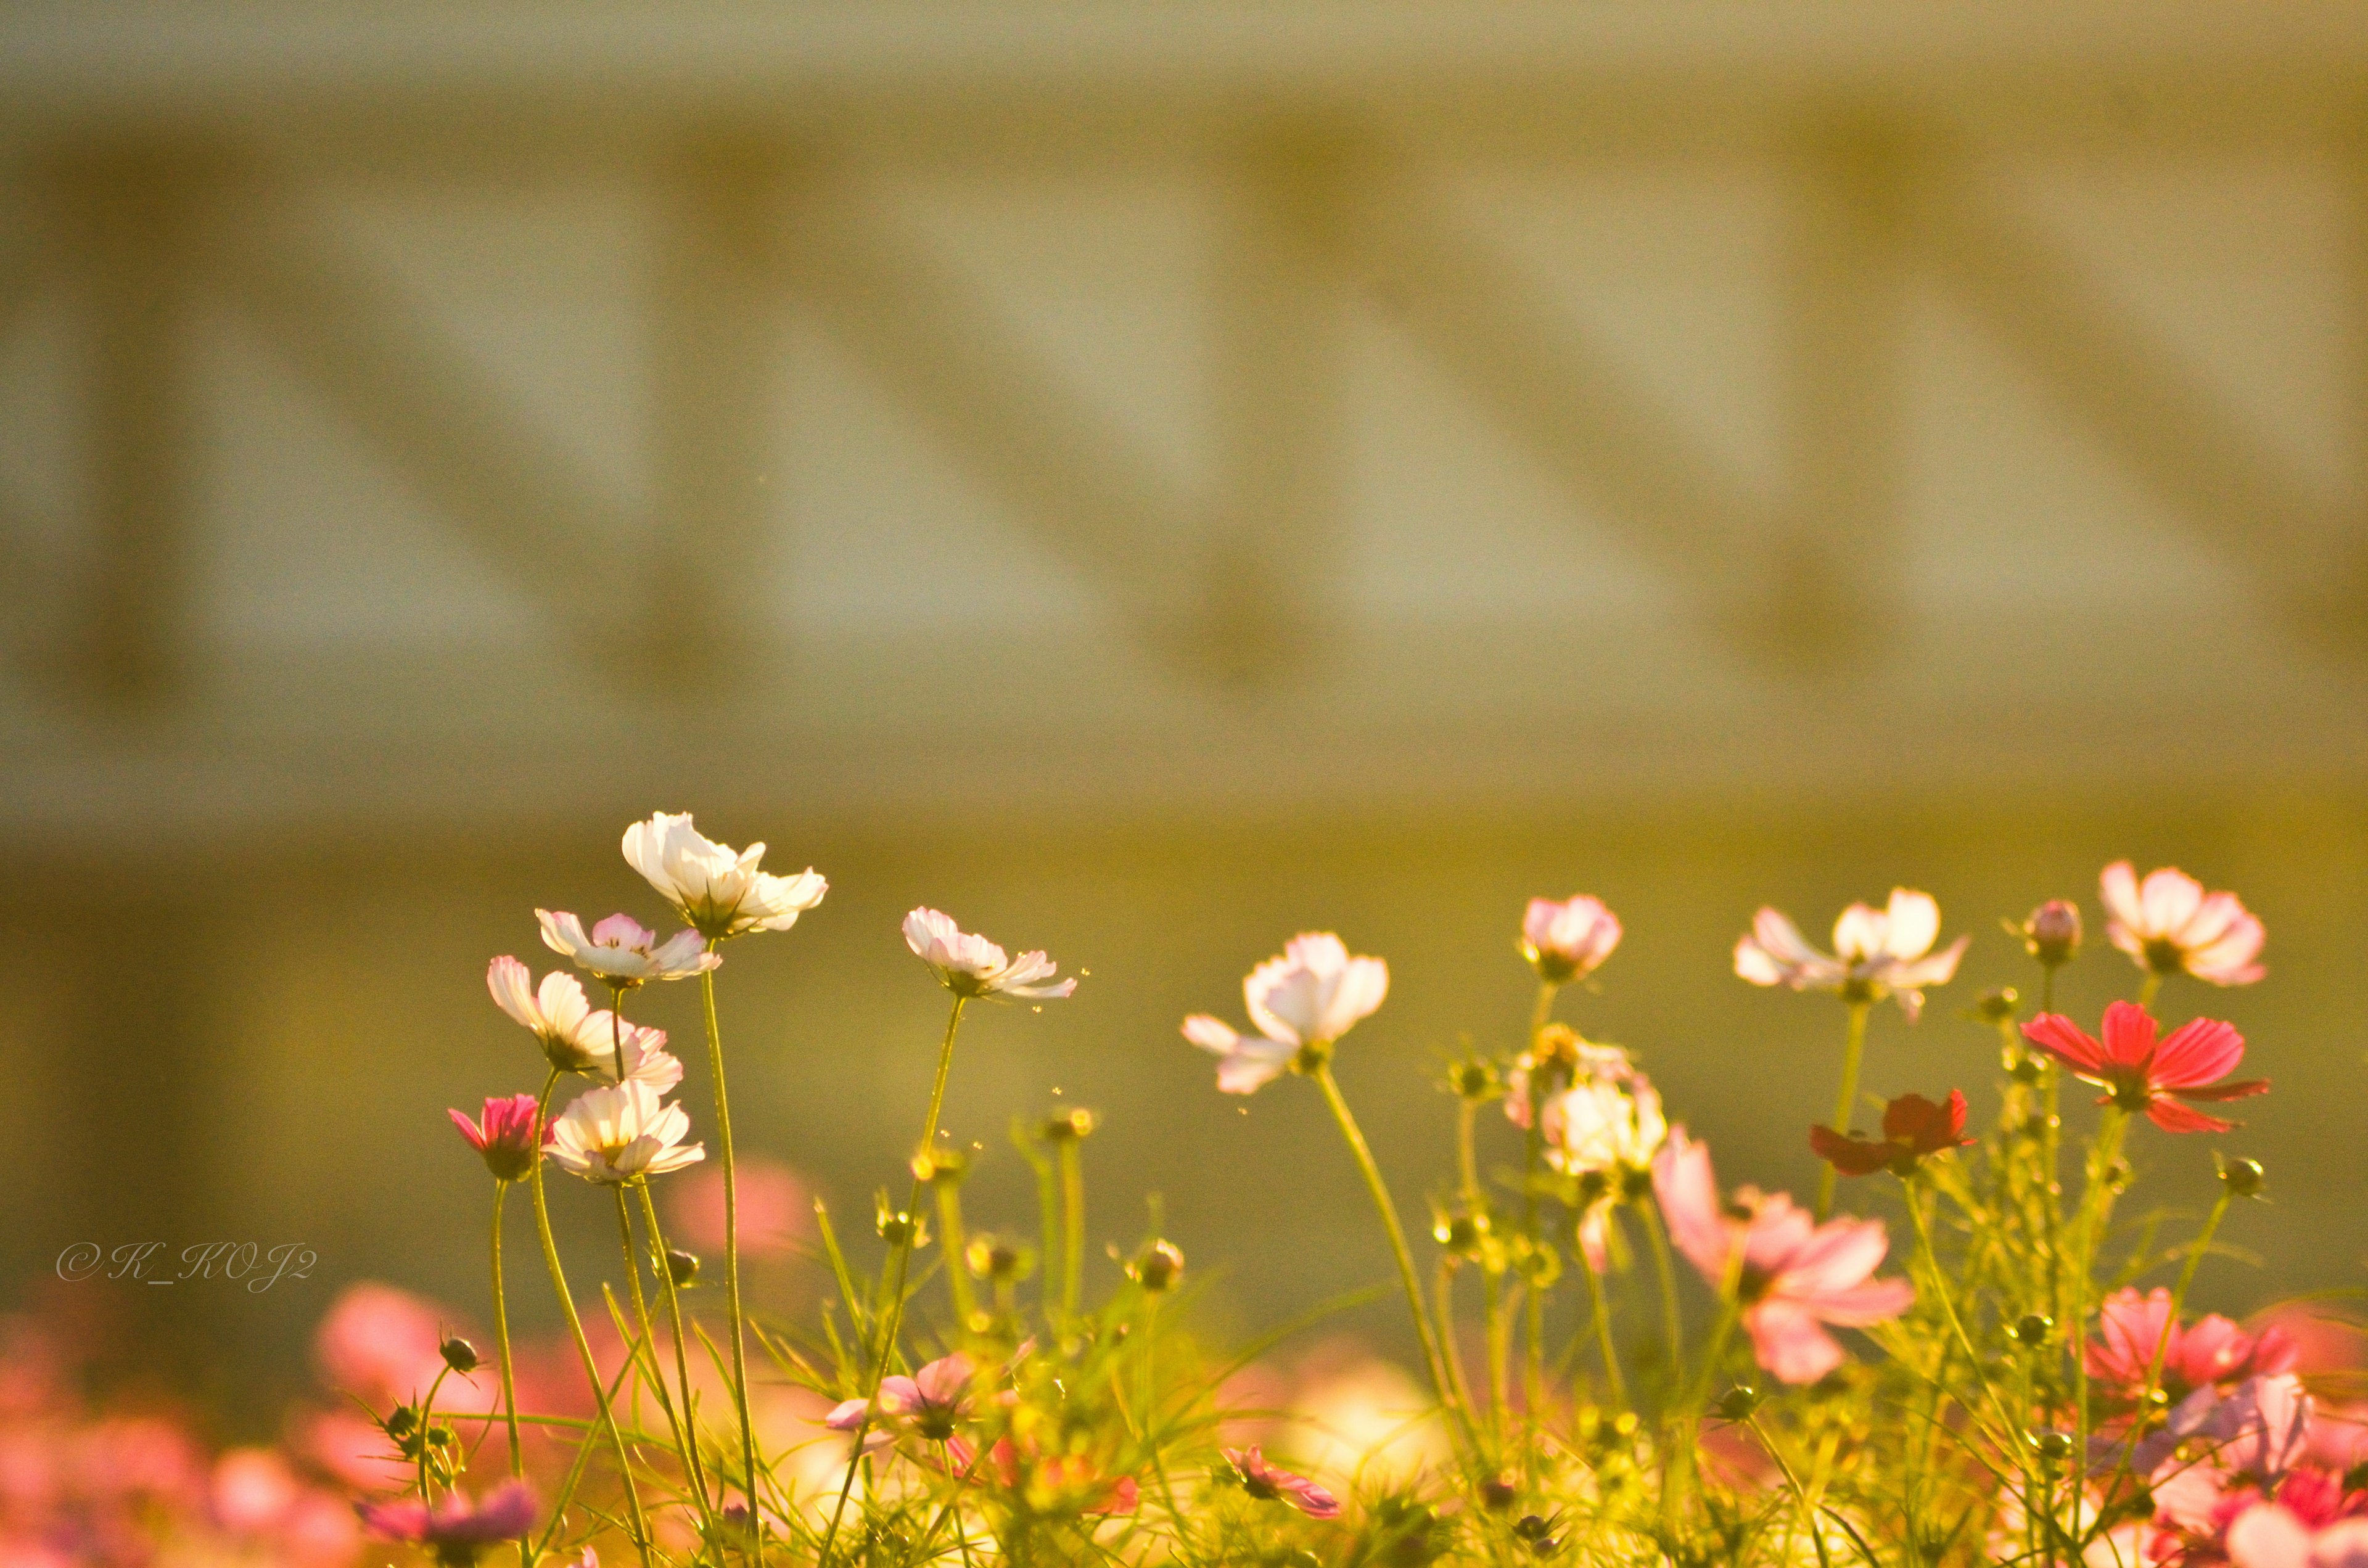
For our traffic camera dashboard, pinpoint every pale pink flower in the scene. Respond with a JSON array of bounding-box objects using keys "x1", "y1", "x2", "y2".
[
  {"x1": 1521, "y1": 895, "x2": 1622, "y2": 985},
  {"x1": 359, "y1": 1479, "x2": 537, "y2": 1551},
  {"x1": 826, "y1": 1352, "x2": 976, "y2": 1445},
  {"x1": 1503, "y1": 1032, "x2": 1635, "y2": 1130},
  {"x1": 1652, "y1": 1127, "x2": 1913, "y2": 1383},
  {"x1": 210, "y1": 1448, "x2": 298, "y2": 1533},
  {"x1": 488, "y1": 957, "x2": 681, "y2": 1084},
  {"x1": 1223, "y1": 1445, "x2": 1341, "y2": 1519},
  {"x1": 546, "y1": 1082, "x2": 705, "y2": 1184},
  {"x1": 902, "y1": 908, "x2": 1077, "y2": 1001},
  {"x1": 1732, "y1": 888, "x2": 1968, "y2": 1020},
  {"x1": 1537, "y1": 1049, "x2": 1666, "y2": 1179},
  {"x1": 314, "y1": 1283, "x2": 446, "y2": 1405},
  {"x1": 2227, "y1": 1509, "x2": 2368, "y2": 1568},
  {"x1": 623, "y1": 811, "x2": 828, "y2": 940},
  {"x1": 2089, "y1": 1287, "x2": 2299, "y2": 1406},
  {"x1": 2101, "y1": 861, "x2": 2267, "y2": 986},
  {"x1": 535, "y1": 911, "x2": 718, "y2": 988},
  {"x1": 1182, "y1": 1014, "x2": 1299, "y2": 1095},
  {"x1": 1184, "y1": 933, "x2": 1388, "y2": 1094}
]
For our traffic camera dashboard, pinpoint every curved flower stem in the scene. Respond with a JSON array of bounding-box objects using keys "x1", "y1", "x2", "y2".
[
  {"x1": 1454, "y1": 1095, "x2": 1508, "y2": 1439},
  {"x1": 818, "y1": 995, "x2": 968, "y2": 1566},
  {"x1": 1312, "y1": 1061, "x2": 1478, "y2": 1463},
  {"x1": 614, "y1": 1187, "x2": 713, "y2": 1537},
  {"x1": 1579, "y1": 1241, "x2": 1627, "y2": 1409},
  {"x1": 1905, "y1": 1176, "x2": 2019, "y2": 1451},
  {"x1": 1639, "y1": 1202, "x2": 1686, "y2": 1392},
  {"x1": 527, "y1": 1072, "x2": 653, "y2": 1568},
  {"x1": 1434, "y1": 1257, "x2": 1478, "y2": 1424},
  {"x1": 1814, "y1": 1001, "x2": 1872, "y2": 1224},
  {"x1": 696, "y1": 959, "x2": 763, "y2": 1551},
  {"x1": 635, "y1": 1182, "x2": 716, "y2": 1519}
]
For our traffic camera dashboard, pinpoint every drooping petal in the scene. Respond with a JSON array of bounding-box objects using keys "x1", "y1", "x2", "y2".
[
  {"x1": 1799, "y1": 1275, "x2": 1916, "y2": 1328},
  {"x1": 1651, "y1": 1128, "x2": 1733, "y2": 1283},
  {"x1": 2145, "y1": 1098, "x2": 2238, "y2": 1135}
]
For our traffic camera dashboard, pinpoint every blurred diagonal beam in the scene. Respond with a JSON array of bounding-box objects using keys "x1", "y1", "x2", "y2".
[
  {"x1": 1343, "y1": 166, "x2": 1782, "y2": 608},
  {"x1": 769, "y1": 173, "x2": 1201, "y2": 640},
  {"x1": 204, "y1": 176, "x2": 635, "y2": 639},
  {"x1": 648, "y1": 134, "x2": 787, "y2": 684},
  {"x1": 1918, "y1": 150, "x2": 2354, "y2": 609},
  {"x1": 1201, "y1": 124, "x2": 1348, "y2": 686}
]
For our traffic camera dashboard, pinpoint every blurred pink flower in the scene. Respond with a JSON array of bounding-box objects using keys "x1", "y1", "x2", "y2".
[
  {"x1": 1223, "y1": 1446, "x2": 1341, "y2": 1519},
  {"x1": 1521, "y1": 895, "x2": 1622, "y2": 985},
  {"x1": 624, "y1": 811, "x2": 828, "y2": 940},
  {"x1": 1733, "y1": 888, "x2": 1967, "y2": 1020},
  {"x1": 826, "y1": 1352, "x2": 975, "y2": 1444},
  {"x1": 2090, "y1": 1287, "x2": 2298, "y2": 1406},
  {"x1": 360, "y1": 1479, "x2": 537, "y2": 1551},
  {"x1": 1653, "y1": 1127, "x2": 1913, "y2": 1384},
  {"x1": 536, "y1": 911, "x2": 718, "y2": 987},
  {"x1": 211, "y1": 1447, "x2": 300, "y2": 1533},
  {"x1": 449, "y1": 1093, "x2": 548, "y2": 1183},
  {"x1": 667, "y1": 1156, "x2": 808, "y2": 1259},
  {"x1": 2101, "y1": 861, "x2": 2266, "y2": 987},
  {"x1": 315, "y1": 1284, "x2": 446, "y2": 1405},
  {"x1": 2023, "y1": 1002, "x2": 2268, "y2": 1135},
  {"x1": 902, "y1": 908, "x2": 1077, "y2": 1001}
]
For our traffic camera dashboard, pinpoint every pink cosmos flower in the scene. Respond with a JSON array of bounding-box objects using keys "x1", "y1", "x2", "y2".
[
  {"x1": 1184, "y1": 933, "x2": 1388, "y2": 1094},
  {"x1": 1652, "y1": 1127, "x2": 1914, "y2": 1384},
  {"x1": 1733, "y1": 888, "x2": 1968, "y2": 1020},
  {"x1": 826, "y1": 1352, "x2": 976, "y2": 1445},
  {"x1": 2022, "y1": 1001, "x2": 2269, "y2": 1135},
  {"x1": 623, "y1": 811, "x2": 827, "y2": 941},
  {"x1": 1223, "y1": 1445, "x2": 1341, "y2": 1519},
  {"x1": 2222, "y1": 1463, "x2": 2368, "y2": 1568},
  {"x1": 1810, "y1": 1091, "x2": 1972, "y2": 1178},
  {"x1": 487, "y1": 958, "x2": 682, "y2": 1085},
  {"x1": 545, "y1": 1082, "x2": 705, "y2": 1184},
  {"x1": 1521, "y1": 895, "x2": 1622, "y2": 985},
  {"x1": 448, "y1": 1094, "x2": 549, "y2": 1183},
  {"x1": 358, "y1": 1479, "x2": 537, "y2": 1556},
  {"x1": 2089, "y1": 1287, "x2": 2299, "y2": 1406},
  {"x1": 902, "y1": 908, "x2": 1077, "y2": 1001},
  {"x1": 667, "y1": 1156, "x2": 808, "y2": 1259},
  {"x1": 942, "y1": 1433, "x2": 1139, "y2": 1516},
  {"x1": 2102, "y1": 861, "x2": 2266, "y2": 987},
  {"x1": 535, "y1": 911, "x2": 718, "y2": 988}
]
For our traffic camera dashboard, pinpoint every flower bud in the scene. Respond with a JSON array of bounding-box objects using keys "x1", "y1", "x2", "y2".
[
  {"x1": 385, "y1": 1404, "x2": 421, "y2": 1440},
  {"x1": 1975, "y1": 986, "x2": 2020, "y2": 1025},
  {"x1": 2029, "y1": 1429, "x2": 2074, "y2": 1462},
  {"x1": 875, "y1": 1193, "x2": 930, "y2": 1249},
  {"x1": 1513, "y1": 1514, "x2": 1552, "y2": 1542},
  {"x1": 665, "y1": 1247, "x2": 701, "y2": 1286},
  {"x1": 964, "y1": 1233, "x2": 1034, "y2": 1283},
  {"x1": 2010, "y1": 1314, "x2": 2055, "y2": 1348},
  {"x1": 1531, "y1": 1024, "x2": 1582, "y2": 1080},
  {"x1": 2221, "y1": 1157, "x2": 2266, "y2": 1199},
  {"x1": 1479, "y1": 1475, "x2": 1518, "y2": 1510},
  {"x1": 1433, "y1": 1210, "x2": 1486, "y2": 1255},
  {"x1": 1038, "y1": 1107, "x2": 1098, "y2": 1143},
  {"x1": 1129, "y1": 1239, "x2": 1184, "y2": 1292},
  {"x1": 1712, "y1": 1385, "x2": 1763, "y2": 1422},
  {"x1": 2023, "y1": 901, "x2": 2082, "y2": 967},
  {"x1": 439, "y1": 1336, "x2": 479, "y2": 1375},
  {"x1": 911, "y1": 1145, "x2": 971, "y2": 1186},
  {"x1": 1445, "y1": 1057, "x2": 1502, "y2": 1102}
]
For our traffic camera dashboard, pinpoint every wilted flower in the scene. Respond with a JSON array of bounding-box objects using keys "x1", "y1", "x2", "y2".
[
  {"x1": 1810, "y1": 1091, "x2": 1972, "y2": 1178},
  {"x1": 1653, "y1": 1127, "x2": 1914, "y2": 1383},
  {"x1": 545, "y1": 1082, "x2": 705, "y2": 1184},
  {"x1": 1184, "y1": 933, "x2": 1388, "y2": 1093},
  {"x1": 1733, "y1": 888, "x2": 1968, "y2": 1020},
  {"x1": 2088, "y1": 1287, "x2": 2298, "y2": 1406},
  {"x1": 446, "y1": 1094, "x2": 546, "y2": 1183},
  {"x1": 902, "y1": 908, "x2": 1077, "y2": 1001},
  {"x1": 623, "y1": 811, "x2": 828, "y2": 941},
  {"x1": 535, "y1": 912, "x2": 718, "y2": 988},
  {"x1": 1224, "y1": 1445, "x2": 1341, "y2": 1519},
  {"x1": 826, "y1": 1353, "x2": 976, "y2": 1445},
  {"x1": 358, "y1": 1480, "x2": 536, "y2": 1562},
  {"x1": 2100, "y1": 861, "x2": 2266, "y2": 986},
  {"x1": 1521, "y1": 895, "x2": 1622, "y2": 985},
  {"x1": 2022, "y1": 1001, "x2": 2269, "y2": 1134}
]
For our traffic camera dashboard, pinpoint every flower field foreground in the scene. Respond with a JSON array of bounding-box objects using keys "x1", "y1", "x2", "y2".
[{"x1": 92, "y1": 817, "x2": 2364, "y2": 1567}]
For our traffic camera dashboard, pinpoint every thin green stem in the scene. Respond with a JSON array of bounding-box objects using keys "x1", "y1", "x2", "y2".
[
  {"x1": 1814, "y1": 1001, "x2": 1871, "y2": 1223},
  {"x1": 1312, "y1": 1062, "x2": 1476, "y2": 1461},
  {"x1": 820, "y1": 995, "x2": 968, "y2": 1566},
  {"x1": 636, "y1": 1182, "x2": 715, "y2": 1519},
  {"x1": 696, "y1": 960, "x2": 763, "y2": 1551},
  {"x1": 1580, "y1": 1234, "x2": 1627, "y2": 1409},
  {"x1": 1520, "y1": 982, "x2": 1559, "y2": 1430},
  {"x1": 614, "y1": 1186, "x2": 712, "y2": 1536},
  {"x1": 937, "y1": 1179, "x2": 976, "y2": 1326},
  {"x1": 2068, "y1": 1105, "x2": 2129, "y2": 1544},
  {"x1": 1640, "y1": 1202, "x2": 1686, "y2": 1392},
  {"x1": 2138, "y1": 971, "x2": 2162, "y2": 1010},
  {"x1": 1059, "y1": 1139, "x2": 1085, "y2": 1322},
  {"x1": 527, "y1": 1072, "x2": 653, "y2": 1568},
  {"x1": 491, "y1": 1183, "x2": 522, "y2": 1478},
  {"x1": 1436, "y1": 1257, "x2": 1478, "y2": 1426}
]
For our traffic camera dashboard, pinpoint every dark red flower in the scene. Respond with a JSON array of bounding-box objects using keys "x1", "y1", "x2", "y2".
[
  {"x1": 2021, "y1": 1001, "x2": 2267, "y2": 1134},
  {"x1": 1810, "y1": 1090, "x2": 1971, "y2": 1177}
]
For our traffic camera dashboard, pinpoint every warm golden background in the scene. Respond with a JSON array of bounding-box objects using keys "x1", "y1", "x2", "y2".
[{"x1": 4, "y1": 2, "x2": 2367, "y2": 1435}]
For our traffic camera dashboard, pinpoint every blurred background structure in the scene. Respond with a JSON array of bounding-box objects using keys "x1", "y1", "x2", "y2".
[{"x1": 5, "y1": 2, "x2": 2368, "y2": 1431}]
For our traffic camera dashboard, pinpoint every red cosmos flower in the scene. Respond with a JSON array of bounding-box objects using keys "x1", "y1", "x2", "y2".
[
  {"x1": 1809, "y1": 1091, "x2": 1972, "y2": 1177},
  {"x1": 1223, "y1": 1446, "x2": 1341, "y2": 1519},
  {"x1": 2020, "y1": 1001, "x2": 2268, "y2": 1134}
]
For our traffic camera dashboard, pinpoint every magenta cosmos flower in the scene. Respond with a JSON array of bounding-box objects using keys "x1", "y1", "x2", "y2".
[
  {"x1": 903, "y1": 908, "x2": 1077, "y2": 1001},
  {"x1": 535, "y1": 911, "x2": 717, "y2": 988},
  {"x1": 486, "y1": 956, "x2": 681, "y2": 1086},
  {"x1": 448, "y1": 1094, "x2": 548, "y2": 1183},
  {"x1": 2022, "y1": 1001, "x2": 2268, "y2": 1134},
  {"x1": 2089, "y1": 1286, "x2": 2298, "y2": 1406},
  {"x1": 826, "y1": 1352, "x2": 976, "y2": 1447},
  {"x1": 1223, "y1": 1446, "x2": 1341, "y2": 1519},
  {"x1": 1733, "y1": 888, "x2": 1967, "y2": 1020},
  {"x1": 1183, "y1": 933, "x2": 1388, "y2": 1094},
  {"x1": 1521, "y1": 895, "x2": 1622, "y2": 985},
  {"x1": 2101, "y1": 861, "x2": 2266, "y2": 987},
  {"x1": 358, "y1": 1480, "x2": 536, "y2": 1562},
  {"x1": 1653, "y1": 1127, "x2": 1913, "y2": 1384}
]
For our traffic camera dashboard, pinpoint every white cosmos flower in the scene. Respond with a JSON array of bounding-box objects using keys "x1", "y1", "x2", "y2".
[
  {"x1": 536, "y1": 911, "x2": 719, "y2": 987},
  {"x1": 1184, "y1": 933, "x2": 1389, "y2": 1095},
  {"x1": 487, "y1": 956, "x2": 684, "y2": 1086},
  {"x1": 902, "y1": 908, "x2": 1077, "y2": 1001},
  {"x1": 546, "y1": 1081, "x2": 705, "y2": 1184},
  {"x1": 1732, "y1": 888, "x2": 1967, "y2": 1020},
  {"x1": 1542, "y1": 1069, "x2": 1667, "y2": 1180},
  {"x1": 623, "y1": 812, "x2": 829, "y2": 942}
]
